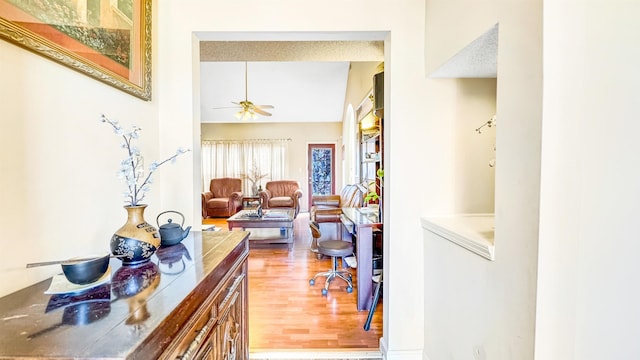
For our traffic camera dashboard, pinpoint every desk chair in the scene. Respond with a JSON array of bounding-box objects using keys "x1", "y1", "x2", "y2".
[
  {"x1": 364, "y1": 273, "x2": 382, "y2": 331},
  {"x1": 308, "y1": 221, "x2": 354, "y2": 296}
]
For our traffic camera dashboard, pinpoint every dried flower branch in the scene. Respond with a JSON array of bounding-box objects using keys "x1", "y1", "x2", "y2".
[
  {"x1": 241, "y1": 163, "x2": 269, "y2": 186},
  {"x1": 100, "y1": 114, "x2": 190, "y2": 206}
]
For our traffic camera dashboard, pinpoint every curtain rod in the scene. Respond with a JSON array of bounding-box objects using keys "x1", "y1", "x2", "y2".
[{"x1": 203, "y1": 138, "x2": 292, "y2": 142}]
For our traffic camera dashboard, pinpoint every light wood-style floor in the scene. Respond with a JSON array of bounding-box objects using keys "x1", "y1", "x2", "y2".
[{"x1": 203, "y1": 212, "x2": 383, "y2": 358}]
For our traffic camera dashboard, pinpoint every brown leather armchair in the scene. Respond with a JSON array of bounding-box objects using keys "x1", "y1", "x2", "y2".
[
  {"x1": 258, "y1": 180, "x2": 303, "y2": 217},
  {"x1": 201, "y1": 178, "x2": 243, "y2": 218}
]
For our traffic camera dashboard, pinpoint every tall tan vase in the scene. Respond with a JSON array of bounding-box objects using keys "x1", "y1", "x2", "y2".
[{"x1": 110, "y1": 205, "x2": 161, "y2": 265}]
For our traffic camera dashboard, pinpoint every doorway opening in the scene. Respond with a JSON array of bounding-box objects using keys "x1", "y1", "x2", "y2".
[{"x1": 194, "y1": 32, "x2": 388, "y2": 357}]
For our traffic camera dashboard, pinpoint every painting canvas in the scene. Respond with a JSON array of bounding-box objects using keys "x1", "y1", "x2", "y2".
[{"x1": 0, "y1": 0, "x2": 151, "y2": 100}]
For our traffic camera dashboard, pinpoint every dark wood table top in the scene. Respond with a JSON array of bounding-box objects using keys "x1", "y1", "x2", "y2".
[
  {"x1": 227, "y1": 209, "x2": 294, "y2": 225},
  {"x1": 0, "y1": 231, "x2": 249, "y2": 359}
]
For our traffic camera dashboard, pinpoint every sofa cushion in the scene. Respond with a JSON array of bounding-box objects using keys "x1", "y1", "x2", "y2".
[
  {"x1": 269, "y1": 196, "x2": 294, "y2": 208},
  {"x1": 207, "y1": 198, "x2": 230, "y2": 209},
  {"x1": 210, "y1": 178, "x2": 242, "y2": 198}
]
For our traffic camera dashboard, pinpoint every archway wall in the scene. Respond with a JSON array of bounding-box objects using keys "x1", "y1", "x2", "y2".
[{"x1": 156, "y1": 1, "x2": 428, "y2": 358}]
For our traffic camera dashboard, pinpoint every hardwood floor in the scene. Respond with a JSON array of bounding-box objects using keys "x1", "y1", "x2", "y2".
[{"x1": 203, "y1": 213, "x2": 383, "y2": 358}]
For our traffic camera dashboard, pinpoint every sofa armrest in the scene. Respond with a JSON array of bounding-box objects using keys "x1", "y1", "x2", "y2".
[
  {"x1": 201, "y1": 191, "x2": 213, "y2": 218},
  {"x1": 230, "y1": 191, "x2": 243, "y2": 201},
  {"x1": 291, "y1": 189, "x2": 303, "y2": 217},
  {"x1": 258, "y1": 189, "x2": 272, "y2": 208}
]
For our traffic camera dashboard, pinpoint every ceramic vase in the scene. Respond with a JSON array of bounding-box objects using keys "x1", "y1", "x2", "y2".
[{"x1": 111, "y1": 205, "x2": 160, "y2": 265}]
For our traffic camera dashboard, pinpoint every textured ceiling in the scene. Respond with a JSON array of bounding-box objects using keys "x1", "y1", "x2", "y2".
[
  {"x1": 429, "y1": 24, "x2": 499, "y2": 78},
  {"x1": 200, "y1": 41, "x2": 384, "y2": 62},
  {"x1": 199, "y1": 41, "x2": 383, "y2": 123}
]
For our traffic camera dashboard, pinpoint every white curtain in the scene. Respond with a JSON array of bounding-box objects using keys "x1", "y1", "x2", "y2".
[{"x1": 201, "y1": 139, "x2": 289, "y2": 194}]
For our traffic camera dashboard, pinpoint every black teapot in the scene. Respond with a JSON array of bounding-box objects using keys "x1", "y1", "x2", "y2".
[{"x1": 156, "y1": 211, "x2": 191, "y2": 247}]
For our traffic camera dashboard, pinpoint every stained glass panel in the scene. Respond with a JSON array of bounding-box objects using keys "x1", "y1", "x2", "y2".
[{"x1": 311, "y1": 148, "x2": 333, "y2": 195}]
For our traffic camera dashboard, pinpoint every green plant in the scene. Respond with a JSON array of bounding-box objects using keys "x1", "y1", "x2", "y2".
[{"x1": 364, "y1": 168, "x2": 384, "y2": 203}]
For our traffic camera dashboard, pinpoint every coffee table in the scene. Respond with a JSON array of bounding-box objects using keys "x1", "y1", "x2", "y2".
[
  {"x1": 227, "y1": 209, "x2": 295, "y2": 251},
  {"x1": 241, "y1": 195, "x2": 261, "y2": 209}
]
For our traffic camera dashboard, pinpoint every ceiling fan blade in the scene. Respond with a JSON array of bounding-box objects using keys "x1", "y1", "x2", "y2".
[
  {"x1": 253, "y1": 107, "x2": 272, "y2": 116},
  {"x1": 212, "y1": 105, "x2": 241, "y2": 110},
  {"x1": 212, "y1": 62, "x2": 275, "y2": 117}
]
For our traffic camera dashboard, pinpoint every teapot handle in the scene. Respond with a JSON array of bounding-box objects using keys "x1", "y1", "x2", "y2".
[{"x1": 156, "y1": 210, "x2": 185, "y2": 228}]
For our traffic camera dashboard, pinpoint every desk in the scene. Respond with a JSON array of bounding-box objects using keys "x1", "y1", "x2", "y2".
[{"x1": 341, "y1": 207, "x2": 382, "y2": 311}]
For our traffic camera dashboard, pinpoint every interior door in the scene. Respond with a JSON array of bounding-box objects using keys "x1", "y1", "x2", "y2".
[{"x1": 307, "y1": 144, "x2": 336, "y2": 206}]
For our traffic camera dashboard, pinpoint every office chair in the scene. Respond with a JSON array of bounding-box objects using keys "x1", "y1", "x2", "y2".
[
  {"x1": 308, "y1": 221, "x2": 354, "y2": 296},
  {"x1": 364, "y1": 273, "x2": 382, "y2": 331}
]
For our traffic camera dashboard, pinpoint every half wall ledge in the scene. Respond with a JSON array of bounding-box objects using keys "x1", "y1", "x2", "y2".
[{"x1": 421, "y1": 213, "x2": 495, "y2": 261}]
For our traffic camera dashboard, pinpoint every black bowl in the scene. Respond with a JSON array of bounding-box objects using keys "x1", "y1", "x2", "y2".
[{"x1": 61, "y1": 254, "x2": 110, "y2": 285}]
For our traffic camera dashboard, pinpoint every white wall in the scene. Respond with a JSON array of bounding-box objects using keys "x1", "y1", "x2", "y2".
[
  {"x1": 536, "y1": 1, "x2": 640, "y2": 359},
  {"x1": 0, "y1": 33, "x2": 160, "y2": 296},
  {"x1": 156, "y1": 1, "x2": 429, "y2": 358},
  {"x1": 1, "y1": 0, "x2": 539, "y2": 358},
  {"x1": 422, "y1": 0, "x2": 542, "y2": 359},
  {"x1": 10, "y1": 0, "x2": 639, "y2": 359}
]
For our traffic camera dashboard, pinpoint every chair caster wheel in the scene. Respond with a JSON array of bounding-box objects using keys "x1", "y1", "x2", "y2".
[
  {"x1": 309, "y1": 279, "x2": 315, "y2": 286},
  {"x1": 346, "y1": 286, "x2": 353, "y2": 293},
  {"x1": 322, "y1": 288, "x2": 328, "y2": 296}
]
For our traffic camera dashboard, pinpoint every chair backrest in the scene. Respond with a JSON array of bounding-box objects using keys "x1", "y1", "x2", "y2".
[
  {"x1": 210, "y1": 178, "x2": 241, "y2": 197},
  {"x1": 309, "y1": 221, "x2": 322, "y2": 239},
  {"x1": 341, "y1": 184, "x2": 366, "y2": 208},
  {"x1": 265, "y1": 180, "x2": 300, "y2": 197}
]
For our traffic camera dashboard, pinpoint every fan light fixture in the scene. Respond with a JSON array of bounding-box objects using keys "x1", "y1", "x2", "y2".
[{"x1": 235, "y1": 108, "x2": 258, "y2": 121}]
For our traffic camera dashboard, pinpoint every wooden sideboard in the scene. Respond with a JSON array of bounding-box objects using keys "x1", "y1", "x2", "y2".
[{"x1": 0, "y1": 231, "x2": 250, "y2": 360}]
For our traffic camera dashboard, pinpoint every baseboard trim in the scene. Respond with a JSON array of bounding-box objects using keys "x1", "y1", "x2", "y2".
[
  {"x1": 378, "y1": 337, "x2": 422, "y2": 360},
  {"x1": 382, "y1": 349, "x2": 423, "y2": 360},
  {"x1": 250, "y1": 349, "x2": 383, "y2": 359}
]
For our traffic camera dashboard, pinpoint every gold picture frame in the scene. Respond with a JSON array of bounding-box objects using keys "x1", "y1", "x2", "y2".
[{"x1": 0, "y1": 0, "x2": 151, "y2": 101}]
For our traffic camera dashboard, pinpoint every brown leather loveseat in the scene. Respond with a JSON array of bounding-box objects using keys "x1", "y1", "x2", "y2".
[{"x1": 201, "y1": 178, "x2": 243, "y2": 218}]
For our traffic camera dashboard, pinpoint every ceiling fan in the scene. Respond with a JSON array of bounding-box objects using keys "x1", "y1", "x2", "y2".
[{"x1": 213, "y1": 62, "x2": 274, "y2": 120}]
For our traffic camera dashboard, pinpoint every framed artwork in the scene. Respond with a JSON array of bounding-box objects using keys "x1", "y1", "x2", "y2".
[{"x1": 0, "y1": 0, "x2": 152, "y2": 100}]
